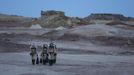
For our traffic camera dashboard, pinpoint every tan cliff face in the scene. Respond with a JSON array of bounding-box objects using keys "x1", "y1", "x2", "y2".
[
  {"x1": 38, "y1": 10, "x2": 70, "y2": 28},
  {"x1": 41, "y1": 10, "x2": 65, "y2": 17},
  {"x1": 37, "y1": 10, "x2": 88, "y2": 28}
]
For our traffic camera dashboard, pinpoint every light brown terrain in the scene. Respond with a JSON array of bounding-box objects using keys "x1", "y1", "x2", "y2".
[{"x1": 0, "y1": 11, "x2": 134, "y2": 75}]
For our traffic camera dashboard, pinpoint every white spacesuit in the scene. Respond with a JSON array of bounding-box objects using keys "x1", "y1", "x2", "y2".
[
  {"x1": 30, "y1": 45, "x2": 38, "y2": 65},
  {"x1": 48, "y1": 42, "x2": 57, "y2": 66},
  {"x1": 40, "y1": 44, "x2": 48, "y2": 65}
]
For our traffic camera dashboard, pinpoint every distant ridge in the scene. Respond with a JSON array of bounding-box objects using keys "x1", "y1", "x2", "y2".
[{"x1": 0, "y1": 10, "x2": 134, "y2": 28}]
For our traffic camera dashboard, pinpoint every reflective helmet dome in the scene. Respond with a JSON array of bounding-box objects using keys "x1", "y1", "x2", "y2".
[
  {"x1": 43, "y1": 44, "x2": 48, "y2": 48},
  {"x1": 31, "y1": 45, "x2": 36, "y2": 49}
]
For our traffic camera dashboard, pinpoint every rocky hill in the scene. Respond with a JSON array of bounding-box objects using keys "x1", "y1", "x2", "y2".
[
  {"x1": 84, "y1": 13, "x2": 134, "y2": 21},
  {"x1": 0, "y1": 10, "x2": 134, "y2": 28},
  {"x1": 37, "y1": 10, "x2": 88, "y2": 28},
  {"x1": 0, "y1": 13, "x2": 33, "y2": 27},
  {"x1": 37, "y1": 11, "x2": 134, "y2": 28}
]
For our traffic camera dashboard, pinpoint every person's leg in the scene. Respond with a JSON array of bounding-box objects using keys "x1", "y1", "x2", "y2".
[
  {"x1": 36, "y1": 56, "x2": 39, "y2": 64},
  {"x1": 40, "y1": 58, "x2": 42, "y2": 63},
  {"x1": 53, "y1": 59, "x2": 56, "y2": 64},
  {"x1": 46, "y1": 54, "x2": 49, "y2": 63},
  {"x1": 54, "y1": 53, "x2": 57, "y2": 64},
  {"x1": 43, "y1": 59, "x2": 46, "y2": 65},
  {"x1": 49, "y1": 60, "x2": 53, "y2": 66},
  {"x1": 32, "y1": 59, "x2": 35, "y2": 65}
]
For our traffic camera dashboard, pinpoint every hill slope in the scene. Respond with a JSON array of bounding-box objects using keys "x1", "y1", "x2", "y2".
[{"x1": 0, "y1": 13, "x2": 33, "y2": 27}]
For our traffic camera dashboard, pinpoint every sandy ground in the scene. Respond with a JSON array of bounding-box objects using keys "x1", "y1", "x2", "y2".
[
  {"x1": 0, "y1": 52, "x2": 134, "y2": 75},
  {"x1": 12, "y1": 39, "x2": 134, "y2": 55},
  {"x1": 0, "y1": 28, "x2": 51, "y2": 35},
  {"x1": 0, "y1": 26, "x2": 133, "y2": 75}
]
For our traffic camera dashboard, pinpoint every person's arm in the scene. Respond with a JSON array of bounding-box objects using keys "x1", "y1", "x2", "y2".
[
  {"x1": 29, "y1": 48, "x2": 32, "y2": 55},
  {"x1": 54, "y1": 45, "x2": 57, "y2": 53}
]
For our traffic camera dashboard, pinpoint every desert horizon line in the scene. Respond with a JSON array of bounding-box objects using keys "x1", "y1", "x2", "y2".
[{"x1": 0, "y1": 10, "x2": 133, "y2": 18}]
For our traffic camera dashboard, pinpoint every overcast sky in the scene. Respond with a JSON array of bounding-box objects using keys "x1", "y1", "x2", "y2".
[{"x1": 0, "y1": 0, "x2": 133, "y2": 17}]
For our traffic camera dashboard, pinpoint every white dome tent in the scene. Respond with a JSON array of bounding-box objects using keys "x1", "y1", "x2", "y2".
[
  {"x1": 55, "y1": 26, "x2": 66, "y2": 30},
  {"x1": 30, "y1": 24, "x2": 42, "y2": 29}
]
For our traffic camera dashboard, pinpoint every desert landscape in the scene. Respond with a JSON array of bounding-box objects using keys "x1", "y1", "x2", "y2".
[{"x1": 0, "y1": 10, "x2": 134, "y2": 75}]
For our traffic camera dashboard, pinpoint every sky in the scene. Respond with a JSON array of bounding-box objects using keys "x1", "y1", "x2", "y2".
[{"x1": 0, "y1": 0, "x2": 134, "y2": 18}]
